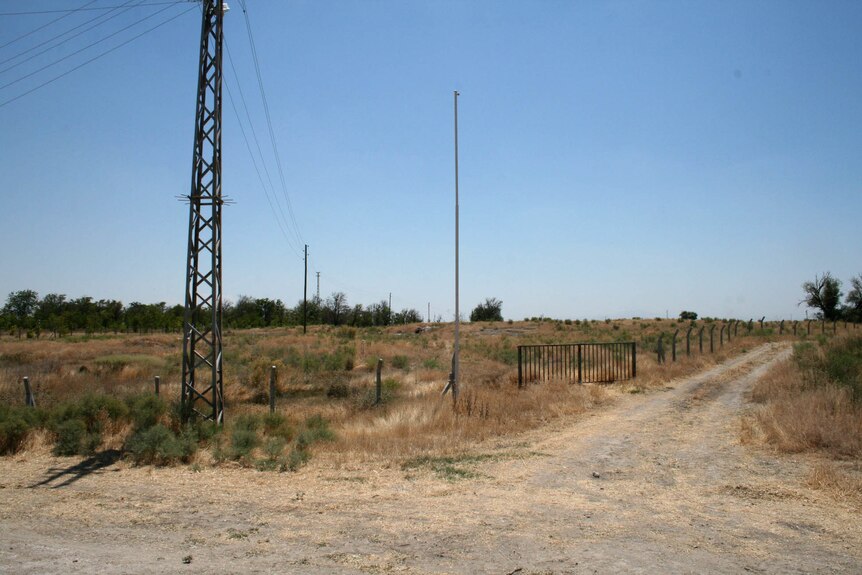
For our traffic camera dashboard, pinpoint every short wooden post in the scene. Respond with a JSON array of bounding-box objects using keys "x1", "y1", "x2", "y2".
[
  {"x1": 710, "y1": 325, "x2": 715, "y2": 353},
  {"x1": 759, "y1": 316, "x2": 765, "y2": 331},
  {"x1": 698, "y1": 326, "x2": 704, "y2": 353},
  {"x1": 23, "y1": 376, "x2": 35, "y2": 407},
  {"x1": 720, "y1": 325, "x2": 725, "y2": 347},
  {"x1": 779, "y1": 320, "x2": 784, "y2": 335},
  {"x1": 154, "y1": 376, "x2": 160, "y2": 396},
  {"x1": 686, "y1": 327, "x2": 693, "y2": 357},
  {"x1": 269, "y1": 365, "x2": 277, "y2": 414},
  {"x1": 807, "y1": 320, "x2": 812, "y2": 335},
  {"x1": 375, "y1": 358, "x2": 383, "y2": 404},
  {"x1": 672, "y1": 330, "x2": 679, "y2": 362},
  {"x1": 793, "y1": 321, "x2": 798, "y2": 336},
  {"x1": 657, "y1": 334, "x2": 665, "y2": 364},
  {"x1": 631, "y1": 343, "x2": 637, "y2": 378}
]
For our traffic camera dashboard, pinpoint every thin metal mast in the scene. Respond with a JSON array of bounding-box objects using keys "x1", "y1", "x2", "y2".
[
  {"x1": 181, "y1": 0, "x2": 226, "y2": 423},
  {"x1": 303, "y1": 244, "x2": 308, "y2": 334},
  {"x1": 453, "y1": 90, "x2": 460, "y2": 403}
]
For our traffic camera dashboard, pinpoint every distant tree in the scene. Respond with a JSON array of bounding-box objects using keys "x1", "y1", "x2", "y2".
[
  {"x1": 470, "y1": 297, "x2": 503, "y2": 322},
  {"x1": 846, "y1": 274, "x2": 862, "y2": 322},
  {"x1": 394, "y1": 308, "x2": 423, "y2": 324},
  {"x1": 323, "y1": 292, "x2": 349, "y2": 326},
  {"x1": 3, "y1": 290, "x2": 39, "y2": 337},
  {"x1": 679, "y1": 311, "x2": 698, "y2": 321},
  {"x1": 801, "y1": 272, "x2": 843, "y2": 321}
]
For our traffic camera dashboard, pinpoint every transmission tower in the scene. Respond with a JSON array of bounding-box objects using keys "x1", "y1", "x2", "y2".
[{"x1": 181, "y1": 0, "x2": 227, "y2": 423}]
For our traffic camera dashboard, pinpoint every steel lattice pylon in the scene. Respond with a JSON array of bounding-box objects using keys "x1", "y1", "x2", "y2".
[{"x1": 182, "y1": 0, "x2": 225, "y2": 423}]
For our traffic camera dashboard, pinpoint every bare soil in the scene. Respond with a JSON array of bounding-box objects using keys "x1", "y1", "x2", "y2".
[{"x1": 2, "y1": 342, "x2": 860, "y2": 574}]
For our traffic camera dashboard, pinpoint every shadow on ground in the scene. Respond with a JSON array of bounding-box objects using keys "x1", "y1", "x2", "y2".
[{"x1": 30, "y1": 450, "x2": 122, "y2": 489}]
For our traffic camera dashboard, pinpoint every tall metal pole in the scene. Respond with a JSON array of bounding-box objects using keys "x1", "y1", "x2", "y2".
[
  {"x1": 181, "y1": 0, "x2": 225, "y2": 423},
  {"x1": 453, "y1": 90, "x2": 460, "y2": 403},
  {"x1": 316, "y1": 272, "x2": 320, "y2": 301},
  {"x1": 303, "y1": 244, "x2": 308, "y2": 334}
]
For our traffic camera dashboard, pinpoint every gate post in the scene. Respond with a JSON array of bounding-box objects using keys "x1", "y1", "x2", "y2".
[{"x1": 577, "y1": 344, "x2": 582, "y2": 383}]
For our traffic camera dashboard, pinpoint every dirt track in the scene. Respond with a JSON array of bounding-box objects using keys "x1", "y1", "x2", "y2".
[{"x1": 2, "y1": 342, "x2": 861, "y2": 574}]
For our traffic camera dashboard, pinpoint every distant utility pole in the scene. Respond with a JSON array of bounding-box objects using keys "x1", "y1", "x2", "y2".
[
  {"x1": 453, "y1": 89, "x2": 460, "y2": 403},
  {"x1": 316, "y1": 272, "x2": 320, "y2": 301},
  {"x1": 303, "y1": 244, "x2": 308, "y2": 334},
  {"x1": 181, "y1": 0, "x2": 226, "y2": 424}
]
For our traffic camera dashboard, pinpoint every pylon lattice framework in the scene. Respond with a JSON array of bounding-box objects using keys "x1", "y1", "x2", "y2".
[{"x1": 181, "y1": 0, "x2": 225, "y2": 423}]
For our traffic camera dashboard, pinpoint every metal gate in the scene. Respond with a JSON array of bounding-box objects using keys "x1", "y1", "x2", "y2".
[{"x1": 517, "y1": 342, "x2": 636, "y2": 387}]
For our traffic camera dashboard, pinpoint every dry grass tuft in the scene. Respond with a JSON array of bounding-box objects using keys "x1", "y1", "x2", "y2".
[{"x1": 807, "y1": 462, "x2": 862, "y2": 503}]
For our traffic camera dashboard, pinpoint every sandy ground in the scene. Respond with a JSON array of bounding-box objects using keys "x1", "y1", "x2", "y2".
[{"x1": 1, "y1": 342, "x2": 860, "y2": 574}]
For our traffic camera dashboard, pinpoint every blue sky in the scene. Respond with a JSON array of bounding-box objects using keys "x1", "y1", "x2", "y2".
[{"x1": 0, "y1": 0, "x2": 860, "y2": 321}]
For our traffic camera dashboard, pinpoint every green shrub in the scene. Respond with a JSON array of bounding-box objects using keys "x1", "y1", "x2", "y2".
[
  {"x1": 125, "y1": 424, "x2": 195, "y2": 465},
  {"x1": 392, "y1": 355, "x2": 410, "y2": 370},
  {"x1": 326, "y1": 382, "x2": 351, "y2": 398},
  {"x1": 286, "y1": 446, "x2": 310, "y2": 471},
  {"x1": 0, "y1": 408, "x2": 35, "y2": 455},
  {"x1": 298, "y1": 414, "x2": 335, "y2": 445},
  {"x1": 53, "y1": 419, "x2": 87, "y2": 456},
  {"x1": 126, "y1": 395, "x2": 166, "y2": 430},
  {"x1": 230, "y1": 428, "x2": 260, "y2": 461},
  {"x1": 422, "y1": 358, "x2": 442, "y2": 370},
  {"x1": 262, "y1": 413, "x2": 293, "y2": 440}
]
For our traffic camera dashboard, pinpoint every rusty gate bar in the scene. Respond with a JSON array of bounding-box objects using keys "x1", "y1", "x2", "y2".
[{"x1": 517, "y1": 342, "x2": 636, "y2": 387}]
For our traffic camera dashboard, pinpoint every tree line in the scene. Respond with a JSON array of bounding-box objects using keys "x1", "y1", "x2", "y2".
[{"x1": 0, "y1": 290, "x2": 425, "y2": 338}]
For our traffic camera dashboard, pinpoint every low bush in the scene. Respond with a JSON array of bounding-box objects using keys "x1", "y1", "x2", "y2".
[{"x1": 125, "y1": 424, "x2": 196, "y2": 465}]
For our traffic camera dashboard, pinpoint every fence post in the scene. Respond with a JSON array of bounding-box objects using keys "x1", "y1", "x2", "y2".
[
  {"x1": 779, "y1": 320, "x2": 784, "y2": 335},
  {"x1": 269, "y1": 365, "x2": 277, "y2": 414},
  {"x1": 23, "y1": 376, "x2": 35, "y2": 407},
  {"x1": 759, "y1": 316, "x2": 765, "y2": 331},
  {"x1": 686, "y1": 327, "x2": 693, "y2": 356},
  {"x1": 154, "y1": 376, "x2": 160, "y2": 397},
  {"x1": 376, "y1": 358, "x2": 383, "y2": 404},
  {"x1": 657, "y1": 334, "x2": 665, "y2": 364},
  {"x1": 699, "y1": 326, "x2": 704, "y2": 353},
  {"x1": 807, "y1": 320, "x2": 812, "y2": 335},
  {"x1": 720, "y1": 324, "x2": 725, "y2": 347},
  {"x1": 793, "y1": 320, "x2": 798, "y2": 336},
  {"x1": 710, "y1": 325, "x2": 716, "y2": 352},
  {"x1": 747, "y1": 319, "x2": 753, "y2": 334},
  {"x1": 631, "y1": 343, "x2": 637, "y2": 378},
  {"x1": 517, "y1": 346, "x2": 523, "y2": 388},
  {"x1": 672, "y1": 330, "x2": 679, "y2": 362},
  {"x1": 735, "y1": 321, "x2": 739, "y2": 336}
]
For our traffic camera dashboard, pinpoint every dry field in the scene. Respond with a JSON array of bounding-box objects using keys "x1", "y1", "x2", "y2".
[
  {"x1": 2, "y1": 340, "x2": 861, "y2": 573},
  {"x1": 0, "y1": 319, "x2": 793, "y2": 460}
]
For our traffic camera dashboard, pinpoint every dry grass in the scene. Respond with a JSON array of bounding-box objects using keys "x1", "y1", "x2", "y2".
[
  {"x1": 744, "y1": 350, "x2": 862, "y2": 458},
  {"x1": 0, "y1": 318, "x2": 809, "y2": 461}
]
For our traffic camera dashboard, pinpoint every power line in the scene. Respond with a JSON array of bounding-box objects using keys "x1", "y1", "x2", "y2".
[
  {"x1": 0, "y1": 0, "x2": 97, "y2": 51},
  {"x1": 0, "y1": 3, "x2": 180, "y2": 92},
  {"x1": 236, "y1": 0, "x2": 305, "y2": 249},
  {"x1": 0, "y1": 0, "x2": 143, "y2": 73},
  {"x1": 224, "y1": 75, "x2": 303, "y2": 259},
  {"x1": 0, "y1": 2, "x2": 194, "y2": 16},
  {"x1": 0, "y1": 4, "x2": 196, "y2": 109},
  {"x1": 224, "y1": 40, "x2": 303, "y2": 258}
]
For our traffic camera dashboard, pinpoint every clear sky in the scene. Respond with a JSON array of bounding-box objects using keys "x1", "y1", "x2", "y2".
[{"x1": 1, "y1": 0, "x2": 860, "y2": 322}]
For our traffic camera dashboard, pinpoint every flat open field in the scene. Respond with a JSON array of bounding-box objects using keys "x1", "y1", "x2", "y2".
[{"x1": 2, "y1": 339, "x2": 860, "y2": 573}]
